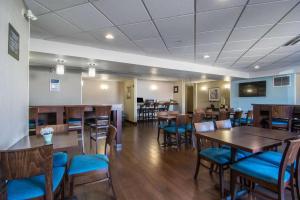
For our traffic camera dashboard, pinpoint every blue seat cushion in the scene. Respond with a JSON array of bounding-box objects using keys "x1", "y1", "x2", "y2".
[
  {"x1": 68, "y1": 154, "x2": 109, "y2": 176},
  {"x1": 159, "y1": 121, "x2": 176, "y2": 129},
  {"x1": 164, "y1": 126, "x2": 186, "y2": 134},
  {"x1": 231, "y1": 157, "x2": 291, "y2": 185},
  {"x1": 221, "y1": 146, "x2": 252, "y2": 158},
  {"x1": 200, "y1": 147, "x2": 251, "y2": 165},
  {"x1": 255, "y1": 151, "x2": 294, "y2": 171},
  {"x1": 8, "y1": 167, "x2": 65, "y2": 200},
  {"x1": 53, "y1": 152, "x2": 68, "y2": 168},
  {"x1": 272, "y1": 121, "x2": 288, "y2": 125},
  {"x1": 240, "y1": 118, "x2": 253, "y2": 124},
  {"x1": 186, "y1": 123, "x2": 195, "y2": 132}
]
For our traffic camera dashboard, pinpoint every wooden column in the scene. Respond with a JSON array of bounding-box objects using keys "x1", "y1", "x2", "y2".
[{"x1": 112, "y1": 105, "x2": 122, "y2": 150}]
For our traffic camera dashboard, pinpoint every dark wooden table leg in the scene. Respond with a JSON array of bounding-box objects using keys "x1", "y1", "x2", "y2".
[{"x1": 113, "y1": 109, "x2": 122, "y2": 151}]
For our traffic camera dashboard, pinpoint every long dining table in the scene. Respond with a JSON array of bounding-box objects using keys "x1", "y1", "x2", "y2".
[{"x1": 197, "y1": 126, "x2": 299, "y2": 162}]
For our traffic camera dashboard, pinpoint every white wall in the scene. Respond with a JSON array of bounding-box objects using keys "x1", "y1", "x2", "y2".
[
  {"x1": 296, "y1": 74, "x2": 300, "y2": 104},
  {"x1": 0, "y1": 0, "x2": 29, "y2": 149},
  {"x1": 137, "y1": 79, "x2": 174, "y2": 101},
  {"x1": 29, "y1": 68, "x2": 82, "y2": 105},
  {"x1": 82, "y1": 79, "x2": 124, "y2": 105}
]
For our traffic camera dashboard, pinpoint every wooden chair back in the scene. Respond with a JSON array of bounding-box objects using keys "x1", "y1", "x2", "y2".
[
  {"x1": 194, "y1": 122, "x2": 215, "y2": 151},
  {"x1": 219, "y1": 110, "x2": 229, "y2": 120},
  {"x1": 234, "y1": 111, "x2": 243, "y2": 119},
  {"x1": 194, "y1": 108, "x2": 205, "y2": 114},
  {"x1": 95, "y1": 106, "x2": 112, "y2": 126},
  {"x1": 105, "y1": 125, "x2": 117, "y2": 156},
  {"x1": 215, "y1": 119, "x2": 232, "y2": 129},
  {"x1": 0, "y1": 145, "x2": 53, "y2": 200},
  {"x1": 36, "y1": 124, "x2": 68, "y2": 135},
  {"x1": 279, "y1": 138, "x2": 300, "y2": 186},
  {"x1": 176, "y1": 114, "x2": 188, "y2": 127},
  {"x1": 193, "y1": 113, "x2": 204, "y2": 124}
]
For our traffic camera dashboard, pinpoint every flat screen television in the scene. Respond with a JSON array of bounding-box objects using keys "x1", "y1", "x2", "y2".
[{"x1": 239, "y1": 81, "x2": 266, "y2": 97}]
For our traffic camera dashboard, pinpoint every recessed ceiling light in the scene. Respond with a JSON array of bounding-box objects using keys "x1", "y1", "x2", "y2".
[
  {"x1": 254, "y1": 65, "x2": 260, "y2": 69},
  {"x1": 224, "y1": 76, "x2": 231, "y2": 82},
  {"x1": 203, "y1": 55, "x2": 210, "y2": 59},
  {"x1": 105, "y1": 34, "x2": 114, "y2": 39}
]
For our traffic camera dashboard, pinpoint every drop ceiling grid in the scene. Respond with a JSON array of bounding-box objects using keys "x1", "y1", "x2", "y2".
[{"x1": 25, "y1": 0, "x2": 300, "y2": 72}]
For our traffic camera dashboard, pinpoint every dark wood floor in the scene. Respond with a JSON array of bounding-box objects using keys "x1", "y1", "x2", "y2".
[{"x1": 73, "y1": 123, "x2": 292, "y2": 200}]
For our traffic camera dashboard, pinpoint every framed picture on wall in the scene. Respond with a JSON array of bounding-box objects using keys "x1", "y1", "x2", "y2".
[
  {"x1": 8, "y1": 23, "x2": 20, "y2": 60},
  {"x1": 50, "y1": 79, "x2": 60, "y2": 92},
  {"x1": 173, "y1": 86, "x2": 179, "y2": 93},
  {"x1": 208, "y1": 88, "x2": 220, "y2": 101},
  {"x1": 126, "y1": 86, "x2": 132, "y2": 99}
]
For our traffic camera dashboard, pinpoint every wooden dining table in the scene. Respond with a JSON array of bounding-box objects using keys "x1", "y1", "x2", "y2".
[
  {"x1": 9, "y1": 131, "x2": 79, "y2": 152},
  {"x1": 197, "y1": 126, "x2": 300, "y2": 162}
]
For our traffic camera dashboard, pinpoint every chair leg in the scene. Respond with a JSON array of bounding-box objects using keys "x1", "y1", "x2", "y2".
[
  {"x1": 194, "y1": 156, "x2": 201, "y2": 179},
  {"x1": 157, "y1": 128, "x2": 160, "y2": 142},
  {"x1": 230, "y1": 170, "x2": 237, "y2": 200},
  {"x1": 95, "y1": 129, "x2": 98, "y2": 154},
  {"x1": 61, "y1": 177, "x2": 65, "y2": 200},
  {"x1": 176, "y1": 133, "x2": 181, "y2": 149},
  {"x1": 219, "y1": 166, "x2": 224, "y2": 199},
  {"x1": 69, "y1": 176, "x2": 75, "y2": 198},
  {"x1": 209, "y1": 163, "x2": 214, "y2": 175},
  {"x1": 89, "y1": 127, "x2": 92, "y2": 151},
  {"x1": 107, "y1": 170, "x2": 116, "y2": 199}
]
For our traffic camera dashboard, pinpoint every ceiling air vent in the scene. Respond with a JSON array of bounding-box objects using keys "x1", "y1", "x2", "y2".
[
  {"x1": 283, "y1": 35, "x2": 300, "y2": 46},
  {"x1": 273, "y1": 75, "x2": 291, "y2": 87}
]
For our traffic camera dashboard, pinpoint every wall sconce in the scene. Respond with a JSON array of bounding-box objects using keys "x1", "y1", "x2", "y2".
[
  {"x1": 224, "y1": 83, "x2": 230, "y2": 89},
  {"x1": 150, "y1": 84, "x2": 158, "y2": 90},
  {"x1": 200, "y1": 85, "x2": 208, "y2": 91},
  {"x1": 100, "y1": 84, "x2": 109, "y2": 90}
]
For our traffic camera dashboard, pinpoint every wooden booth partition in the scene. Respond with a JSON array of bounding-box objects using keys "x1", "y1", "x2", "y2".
[
  {"x1": 29, "y1": 104, "x2": 123, "y2": 151},
  {"x1": 252, "y1": 104, "x2": 297, "y2": 129}
]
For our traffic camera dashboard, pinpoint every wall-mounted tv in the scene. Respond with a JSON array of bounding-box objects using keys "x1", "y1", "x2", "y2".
[{"x1": 239, "y1": 81, "x2": 266, "y2": 97}]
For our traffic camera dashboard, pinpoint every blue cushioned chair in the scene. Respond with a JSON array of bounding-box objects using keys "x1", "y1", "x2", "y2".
[
  {"x1": 230, "y1": 111, "x2": 243, "y2": 127},
  {"x1": 230, "y1": 138, "x2": 300, "y2": 200},
  {"x1": 216, "y1": 119, "x2": 253, "y2": 158},
  {"x1": 194, "y1": 121, "x2": 229, "y2": 199},
  {"x1": 68, "y1": 125, "x2": 117, "y2": 198},
  {"x1": 53, "y1": 151, "x2": 68, "y2": 168},
  {"x1": 163, "y1": 114, "x2": 188, "y2": 148},
  {"x1": 0, "y1": 144, "x2": 65, "y2": 200},
  {"x1": 157, "y1": 111, "x2": 176, "y2": 143},
  {"x1": 271, "y1": 118, "x2": 290, "y2": 131}
]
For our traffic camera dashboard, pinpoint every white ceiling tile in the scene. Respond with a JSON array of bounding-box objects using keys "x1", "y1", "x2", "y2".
[
  {"x1": 135, "y1": 37, "x2": 168, "y2": 54},
  {"x1": 196, "y1": 0, "x2": 247, "y2": 12},
  {"x1": 169, "y1": 46, "x2": 194, "y2": 55},
  {"x1": 236, "y1": 0, "x2": 298, "y2": 28},
  {"x1": 155, "y1": 15, "x2": 194, "y2": 39},
  {"x1": 249, "y1": 0, "x2": 291, "y2": 4},
  {"x1": 252, "y1": 36, "x2": 294, "y2": 49},
  {"x1": 164, "y1": 37, "x2": 194, "y2": 48},
  {"x1": 24, "y1": 0, "x2": 50, "y2": 16},
  {"x1": 30, "y1": 25, "x2": 53, "y2": 39},
  {"x1": 281, "y1": 3, "x2": 300, "y2": 23},
  {"x1": 32, "y1": 13, "x2": 81, "y2": 36},
  {"x1": 144, "y1": 0, "x2": 193, "y2": 19},
  {"x1": 216, "y1": 57, "x2": 239, "y2": 63},
  {"x1": 196, "y1": 7, "x2": 243, "y2": 32},
  {"x1": 92, "y1": 0, "x2": 150, "y2": 25},
  {"x1": 223, "y1": 40, "x2": 256, "y2": 51},
  {"x1": 118, "y1": 21, "x2": 159, "y2": 41},
  {"x1": 56, "y1": 3, "x2": 112, "y2": 31},
  {"x1": 232, "y1": 61, "x2": 254, "y2": 68},
  {"x1": 258, "y1": 54, "x2": 288, "y2": 63},
  {"x1": 156, "y1": 15, "x2": 194, "y2": 48},
  {"x1": 89, "y1": 27, "x2": 140, "y2": 53},
  {"x1": 196, "y1": 43, "x2": 223, "y2": 53},
  {"x1": 197, "y1": 29, "x2": 231, "y2": 45},
  {"x1": 219, "y1": 50, "x2": 245, "y2": 58},
  {"x1": 265, "y1": 21, "x2": 300, "y2": 38},
  {"x1": 35, "y1": 0, "x2": 88, "y2": 11},
  {"x1": 244, "y1": 47, "x2": 275, "y2": 57},
  {"x1": 229, "y1": 25, "x2": 272, "y2": 42}
]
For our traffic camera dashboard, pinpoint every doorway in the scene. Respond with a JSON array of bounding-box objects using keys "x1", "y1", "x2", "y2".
[{"x1": 186, "y1": 85, "x2": 194, "y2": 114}]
